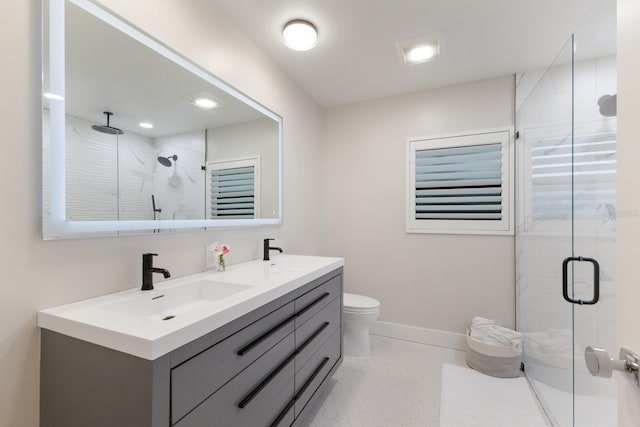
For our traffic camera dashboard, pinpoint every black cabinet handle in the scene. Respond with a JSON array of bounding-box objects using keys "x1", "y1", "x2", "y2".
[
  {"x1": 296, "y1": 322, "x2": 330, "y2": 355},
  {"x1": 269, "y1": 397, "x2": 295, "y2": 427},
  {"x1": 237, "y1": 351, "x2": 295, "y2": 409},
  {"x1": 296, "y1": 293, "x2": 330, "y2": 318},
  {"x1": 562, "y1": 256, "x2": 600, "y2": 305},
  {"x1": 269, "y1": 356, "x2": 331, "y2": 426},
  {"x1": 237, "y1": 313, "x2": 296, "y2": 356},
  {"x1": 295, "y1": 357, "x2": 330, "y2": 399},
  {"x1": 238, "y1": 291, "x2": 331, "y2": 356},
  {"x1": 237, "y1": 321, "x2": 331, "y2": 409}
]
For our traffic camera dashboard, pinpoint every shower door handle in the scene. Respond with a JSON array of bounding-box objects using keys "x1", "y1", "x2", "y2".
[{"x1": 562, "y1": 256, "x2": 600, "y2": 305}]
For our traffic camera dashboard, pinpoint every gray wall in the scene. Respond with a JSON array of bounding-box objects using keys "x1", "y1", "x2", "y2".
[{"x1": 321, "y1": 76, "x2": 516, "y2": 333}]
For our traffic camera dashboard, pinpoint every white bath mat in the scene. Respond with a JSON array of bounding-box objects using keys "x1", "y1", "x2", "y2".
[{"x1": 440, "y1": 363, "x2": 547, "y2": 427}]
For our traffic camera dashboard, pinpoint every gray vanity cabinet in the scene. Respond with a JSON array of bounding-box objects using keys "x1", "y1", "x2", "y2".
[{"x1": 40, "y1": 268, "x2": 343, "y2": 427}]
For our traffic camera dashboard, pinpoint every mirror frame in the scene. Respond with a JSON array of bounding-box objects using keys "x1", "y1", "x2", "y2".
[{"x1": 45, "y1": 0, "x2": 283, "y2": 234}]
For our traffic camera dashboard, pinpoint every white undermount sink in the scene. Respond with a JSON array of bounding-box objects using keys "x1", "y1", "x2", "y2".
[{"x1": 101, "y1": 280, "x2": 252, "y2": 321}]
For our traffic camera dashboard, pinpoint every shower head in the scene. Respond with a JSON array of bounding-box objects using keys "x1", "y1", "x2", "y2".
[
  {"x1": 92, "y1": 112, "x2": 124, "y2": 135},
  {"x1": 598, "y1": 94, "x2": 617, "y2": 117},
  {"x1": 157, "y1": 154, "x2": 178, "y2": 167}
]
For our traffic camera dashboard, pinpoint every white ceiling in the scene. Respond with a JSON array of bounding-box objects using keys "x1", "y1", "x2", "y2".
[{"x1": 210, "y1": 0, "x2": 615, "y2": 107}]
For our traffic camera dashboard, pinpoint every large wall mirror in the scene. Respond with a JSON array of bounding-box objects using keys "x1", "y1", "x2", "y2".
[{"x1": 42, "y1": 0, "x2": 282, "y2": 238}]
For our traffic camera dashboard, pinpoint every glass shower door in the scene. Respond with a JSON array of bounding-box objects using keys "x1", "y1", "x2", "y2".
[
  {"x1": 516, "y1": 0, "x2": 617, "y2": 424},
  {"x1": 571, "y1": 0, "x2": 617, "y2": 424},
  {"x1": 516, "y1": 35, "x2": 577, "y2": 426}
]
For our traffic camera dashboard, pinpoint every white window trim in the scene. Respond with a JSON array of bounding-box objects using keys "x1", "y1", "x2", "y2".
[
  {"x1": 206, "y1": 156, "x2": 260, "y2": 219},
  {"x1": 406, "y1": 127, "x2": 515, "y2": 235}
]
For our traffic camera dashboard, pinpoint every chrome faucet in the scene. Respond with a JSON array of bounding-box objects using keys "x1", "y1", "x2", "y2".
[
  {"x1": 142, "y1": 253, "x2": 171, "y2": 291},
  {"x1": 263, "y1": 238, "x2": 283, "y2": 261}
]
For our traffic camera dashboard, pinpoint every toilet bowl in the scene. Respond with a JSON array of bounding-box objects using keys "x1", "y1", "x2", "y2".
[{"x1": 342, "y1": 293, "x2": 380, "y2": 357}]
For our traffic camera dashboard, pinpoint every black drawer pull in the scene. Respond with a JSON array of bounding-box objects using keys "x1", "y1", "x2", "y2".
[
  {"x1": 237, "y1": 313, "x2": 296, "y2": 356},
  {"x1": 296, "y1": 292, "x2": 330, "y2": 317},
  {"x1": 269, "y1": 357, "x2": 331, "y2": 426},
  {"x1": 269, "y1": 396, "x2": 295, "y2": 427},
  {"x1": 237, "y1": 321, "x2": 332, "y2": 410},
  {"x1": 296, "y1": 322, "x2": 330, "y2": 355},
  {"x1": 295, "y1": 357, "x2": 330, "y2": 399},
  {"x1": 237, "y1": 352, "x2": 295, "y2": 409}
]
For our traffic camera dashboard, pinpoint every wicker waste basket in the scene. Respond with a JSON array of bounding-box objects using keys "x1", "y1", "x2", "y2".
[{"x1": 466, "y1": 328, "x2": 522, "y2": 378}]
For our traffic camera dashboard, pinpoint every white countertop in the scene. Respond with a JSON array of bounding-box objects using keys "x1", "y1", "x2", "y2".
[{"x1": 38, "y1": 254, "x2": 344, "y2": 360}]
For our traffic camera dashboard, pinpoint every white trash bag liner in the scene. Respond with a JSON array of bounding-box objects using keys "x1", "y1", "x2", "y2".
[{"x1": 466, "y1": 317, "x2": 522, "y2": 378}]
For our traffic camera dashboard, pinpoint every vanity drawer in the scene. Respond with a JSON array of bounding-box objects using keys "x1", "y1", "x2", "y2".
[
  {"x1": 171, "y1": 301, "x2": 295, "y2": 424},
  {"x1": 175, "y1": 332, "x2": 295, "y2": 427},
  {"x1": 294, "y1": 296, "x2": 341, "y2": 370},
  {"x1": 294, "y1": 274, "x2": 341, "y2": 327},
  {"x1": 294, "y1": 329, "x2": 341, "y2": 418}
]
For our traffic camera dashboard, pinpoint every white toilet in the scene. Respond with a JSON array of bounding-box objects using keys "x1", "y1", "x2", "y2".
[{"x1": 342, "y1": 293, "x2": 380, "y2": 357}]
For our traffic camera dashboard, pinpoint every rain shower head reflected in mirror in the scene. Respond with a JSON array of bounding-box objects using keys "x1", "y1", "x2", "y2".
[
  {"x1": 91, "y1": 111, "x2": 124, "y2": 135},
  {"x1": 157, "y1": 155, "x2": 178, "y2": 167},
  {"x1": 42, "y1": 0, "x2": 282, "y2": 239}
]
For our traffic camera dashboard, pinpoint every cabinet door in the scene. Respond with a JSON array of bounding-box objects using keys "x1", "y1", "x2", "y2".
[
  {"x1": 294, "y1": 329, "x2": 341, "y2": 418},
  {"x1": 295, "y1": 274, "x2": 341, "y2": 327},
  {"x1": 175, "y1": 333, "x2": 295, "y2": 427},
  {"x1": 171, "y1": 301, "x2": 295, "y2": 423},
  {"x1": 295, "y1": 297, "x2": 341, "y2": 370}
]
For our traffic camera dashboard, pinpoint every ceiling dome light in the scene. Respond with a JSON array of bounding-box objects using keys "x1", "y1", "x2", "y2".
[
  {"x1": 193, "y1": 98, "x2": 218, "y2": 109},
  {"x1": 283, "y1": 19, "x2": 318, "y2": 51},
  {"x1": 139, "y1": 122, "x2": 154, "y2": 129}
]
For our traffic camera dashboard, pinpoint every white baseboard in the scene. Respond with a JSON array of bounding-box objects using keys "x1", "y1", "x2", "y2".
[{"x1": 370, "y1": 321, "x2": 467, "y2": 351}]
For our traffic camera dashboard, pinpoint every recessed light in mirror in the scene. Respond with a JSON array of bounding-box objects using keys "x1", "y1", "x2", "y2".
[
  {"x1": 44, "y1": 92, "x2": 65, "y2": 101},
  {"x1": 283, "y1": 19, "x2": 317, "y2": 51},
  {"x1": 192, "y1": 98, "x2": 218, "y2": 109},
  {"x1": 139, "y1": 122, "x2": 153, "y2": 129}
]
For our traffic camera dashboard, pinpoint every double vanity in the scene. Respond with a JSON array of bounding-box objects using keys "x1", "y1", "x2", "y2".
[{"x1": 38, "y1": 255, "x2": 344, "y2": 427}]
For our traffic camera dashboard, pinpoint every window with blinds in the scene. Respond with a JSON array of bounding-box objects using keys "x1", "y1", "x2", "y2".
[
  {"x1": 206, "y1": 158, "x2": 260, "y2": 219},
  {"x1": 407, "y1": 130, "x2": 513, "y2": 234},
  {"x1": 529, "y1": 129, "x2": 616, "y2": 223}
]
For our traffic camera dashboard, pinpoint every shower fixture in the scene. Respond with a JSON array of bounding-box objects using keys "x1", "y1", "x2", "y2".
[
  {"x1": 151, "y1": 194, "x2": 161, "y2": 219},
  {"x1": 598, "y1": 94, "x2": 617, "y2": 117},
  {"x1": 157, "y1": 154, "x2": 178, "y2": 167},
  {"x1": 92, "y1": 111, "x2": 124, "y2": 135}
]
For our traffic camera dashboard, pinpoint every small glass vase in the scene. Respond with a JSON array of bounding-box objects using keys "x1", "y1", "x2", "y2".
[{"x1": 217, "y1": 254, "x2": 226, "y2": 272}]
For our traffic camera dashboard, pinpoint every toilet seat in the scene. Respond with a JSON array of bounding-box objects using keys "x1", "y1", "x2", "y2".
[{"x1": 343, "y1": 293, "x2": 380, "y2": 313}]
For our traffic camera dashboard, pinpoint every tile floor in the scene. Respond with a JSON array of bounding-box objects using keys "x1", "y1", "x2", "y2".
[{"x1": 301, "y1": 335, "x2": 467, "y2": 427}]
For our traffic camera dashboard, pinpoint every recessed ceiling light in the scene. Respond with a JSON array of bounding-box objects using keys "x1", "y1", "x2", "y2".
[
  {"x1": 43, "y1": 92, "x2": 64, "y2": 101},
  {"x1": 405, "y1": 44, "x2": 439, "y2": 64},
  {"x1": 283, "y1": 19, "x2": 318, "y2": 51},
  {"x1": 396, "y1": 32, "x2": 445, "y2": 65},
  {"x1": 139, "y1": 122, "x2": 154, "y2": 129},
  {"x1": 192, "y1": 98, "x2": 218, "y2": 109}
]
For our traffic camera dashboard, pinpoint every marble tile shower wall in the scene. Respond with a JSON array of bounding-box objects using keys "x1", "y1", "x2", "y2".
[
  {"x1": 151, "y1": 131, "x2": 205, "y2": 221},
  {"x1": 43, "y1": 111, "x2": 205, "y2": 237},
  {"x1": 516, "y1": 56, "x2": 617, "y2": 373}
]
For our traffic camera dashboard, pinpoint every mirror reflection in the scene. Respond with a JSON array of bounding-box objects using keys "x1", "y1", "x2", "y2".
[{"x1": 42, "y1": 0, "x2": 281, "y2": 238}]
